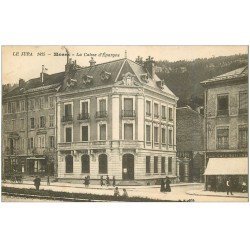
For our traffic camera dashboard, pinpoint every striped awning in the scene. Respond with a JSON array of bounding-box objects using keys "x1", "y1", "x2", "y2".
[{"x1": 204, "y1": 157, "x2": 248, "y2": 175}]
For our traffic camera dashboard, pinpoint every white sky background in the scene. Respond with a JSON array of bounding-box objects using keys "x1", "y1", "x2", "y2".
[{"x1": 2, "y1": 45, "x2": 248, "y2": 84}]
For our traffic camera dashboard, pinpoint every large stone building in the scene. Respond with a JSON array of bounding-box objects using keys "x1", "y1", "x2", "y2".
[
  {"x1": 2, "y1": 68, "x2": 63, "y2": 177},
  {"x1": 57, "y1": 57, "x2": 179, "y2": 184},
  {"x1": 201, "y1": 66, "x2": 248, "y2": 191},
  {"x1": 176, "y1": 106, "x2": 205, "y2": 182}
]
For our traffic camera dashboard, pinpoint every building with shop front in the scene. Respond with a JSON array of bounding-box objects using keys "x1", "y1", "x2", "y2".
[
  {"x1": 57, "y1": 56, "x2": 179, "y2": 184},
  {"x1": 2, "y1": 69, "x2": 63, "y2": 178},
  {"x1": 176, "y1": 106, "x2": 205, "y2": 182},
  {"x1": 201, "y1": 66, "x2": 248, "y2": 191}
]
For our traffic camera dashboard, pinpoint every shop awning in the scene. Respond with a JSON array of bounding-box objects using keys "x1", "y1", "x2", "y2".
[
  {"x1": 204, "y1": 157, "x2": 248, "y2": 175},
  {"x1": 27, "y1": 157, "x2": 45, "y2": 160}
]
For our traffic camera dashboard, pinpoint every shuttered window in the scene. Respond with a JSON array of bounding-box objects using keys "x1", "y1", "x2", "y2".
[
  {"x1": 82, "y1": 126, "x2": 89, "y2": 141},
  {"x1": 217, "y1": 128, "x2": 229, "y2": 149},
  {"x1": 124, "y1": 124, "x2": 133, "y2": 140},
  {"x1": 100, "y1": 124, "x2": 106, "y2": 140},
  {"x1": 146, "y1": 125, "x2": 151, "y2": 142}
]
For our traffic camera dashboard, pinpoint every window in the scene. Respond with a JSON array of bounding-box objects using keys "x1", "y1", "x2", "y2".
[
  {"x1": 161, "y1": 128, "x2": 166, "y2": 144},
  {"x1": 11, "y1": 120, "x2": 16, "y2": 131},
  {"x1": 29, "y1": 138, "x2": 34, "y2": 149},
  {"x1": 168, "y1": 129, "x2": 173, "y2": 145},
  {"x1": 40, "y1": 97, "x2": 45, "y2": 109},
  {"x1": 239, "y1": 91, "x2": 248, "y2": 114},
  {"x1": 99, "y1": 124, "x2": 106, "y2": 140},
  {"x1": 169, "y1": 107, "x2": 173, "y2": 121},
  {"x1": 81, "y1": 101, "x2": 89, "y2": 114},
  {"x1": 217, "y1": 128, "x2": 229, "y2": 149},
  {"x1": 39, "y1": 116, "x2": 46, "y2": 128},
  {"x1": 99, "y1": 154, "x2": 108, "y2": 174},
  {"x1": 30, "y1": 118, "x2": 35, "y2": 129},
  {"x1": 162, "y1": 106, "x2": 166, "y2": 119},
  {"x1": 38, "y1": 135, "x2": 45, "y2": 148},
  {"x1": 168, "y1": 157, "x2": 172, "y2": 173},
  {"x1": 238, "y1": 126, "x2": 248, "y2": 149},
  {"x1": 20, "y1": 119, "x2": 25, "y2": 130},
  {"x1": 8, "y1": 102, "x2": 11, "y2": 113},
  {"x1": 20, "y1": 100, "x2": 25, "y2": 112},
  {"x1": 161, "y1": 157, "x2": 166, "y2": 173},
  {"x1": 154, "y1": 103, "x2": 159, "y2": 118},
  {"x1": 154, "y1": 127, "x2": 159, "y2": 143},
  {"x1": 65, "y1": 104, "x2": 72, "y2": 116},
  {"x1": 146, "y1": 100, "x2": 151, "y2": 116},
  {"x1": 154, "y1": 156, "x2": 158, "y2": 173},
  {"x1": 146, "y1": 156, "x2": 150, "y2": 173},
  {"x1": 49, "y1": 136, "x2": 55, "y2": 148},
  {"x1": 66, "y1": 127, "x2": 72, "y2": 142},
  {"x1": 29, "y1": 99, "x2": 34, "y2": 110},
  {"x1": 65, "y1": 155, "x2": 73, "y2": 173},
  {"x1": 123, "y1": 98, "x2": 134, "y2": 117},
  {"x1": 99, "y1": 99, "x2": 106, "y2": 112},
  {"x1": 124, "y1": 123, "x2": 133, "y2": 140},
  {"x1": 217, "y1": 95, "x2": 229, "y2": 116},
  {"x1": 82, "y1": 126, "x2": 89, "y2": 142},
  {"x1": 81, "y1": 155, "x2": 90, "y2": 173},
  {"x1": 10, "y1": 102, "x2": 16, "y2": 113},
  {"x1": 49, "y1": 115, "x2": 54, "y2": 127},
  {"x1": 49, "y1": 96, "x2": 54, "y2": 108},
  {"x1": 3, "y1": 104, "x2": 8, "y2": 114},
  {"x1": 146, "y1": 125, "x2": 151, "y2": 142}
]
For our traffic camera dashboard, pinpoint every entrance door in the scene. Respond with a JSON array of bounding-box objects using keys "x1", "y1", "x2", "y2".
[{"x1": 122, "y1": 154, "x2": 134, "y2": 180}]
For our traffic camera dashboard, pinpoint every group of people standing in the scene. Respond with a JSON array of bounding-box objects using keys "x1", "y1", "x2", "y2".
[
  {"x1": 160, "y1": 177, "x2": 171, "y2": 193},
  {"x1": 100, "y1": 175, "x2": 116, "y2": 187}
]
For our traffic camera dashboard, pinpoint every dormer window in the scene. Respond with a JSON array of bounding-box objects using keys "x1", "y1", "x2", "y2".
[
  {"x1": 100, "y1": 70, "x2": 111, "y2": 81},
  {"x1": 82, "y1": 75, "x2": 93, "y2": 84}
]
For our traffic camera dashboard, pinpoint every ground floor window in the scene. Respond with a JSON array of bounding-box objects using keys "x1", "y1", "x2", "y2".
[
  {"x1": 154, "y1": 156, "x2": 158, "y2": 173},
  {"x1": 99, "y1": 154, "x2": 107, "y2": 174},
  {"x1": 168, "y1": 157, "x2": 172, "y2": 174},
  {"x1": 81, "y1": 154, "x2": 90, "y2": 173},
  {"x1": 161, "y1": 157, "x2": 165, "y2": 173},
  {"x1": 65, "y1": 154, "x2": 73, "y2": 173},
  {"x1": 146, "y1": 156, "x2": 150, "y2": 173}
]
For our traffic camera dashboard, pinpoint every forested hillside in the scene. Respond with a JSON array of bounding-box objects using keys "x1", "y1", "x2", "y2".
[{"x1": 155, "y1": 54, "x2": 248, "y2": 108}]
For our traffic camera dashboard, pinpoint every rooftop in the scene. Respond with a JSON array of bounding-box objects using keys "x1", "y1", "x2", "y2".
[{"x1": 201, "y1": 66, "x2": 248, "y2": 85}]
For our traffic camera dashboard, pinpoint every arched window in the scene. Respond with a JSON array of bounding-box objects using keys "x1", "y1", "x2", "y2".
[
  {"x1": 81, "y1": 155, "x2": 90, "y2": 173},
  {"x1": 65, "y1": 155, "x2": 73, "y2": 173},
  {"x1": 99, "y1": 154, "x2": 107, "y2": 174}
]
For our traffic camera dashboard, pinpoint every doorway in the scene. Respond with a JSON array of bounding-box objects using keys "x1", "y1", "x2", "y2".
[{"x1": 122, "y1": 154, "x2": 134, "y2": 180}]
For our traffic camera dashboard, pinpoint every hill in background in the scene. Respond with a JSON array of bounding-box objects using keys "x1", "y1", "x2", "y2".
[{"x1": 155, "y1": 54, "x2": 248, "y2": 108}]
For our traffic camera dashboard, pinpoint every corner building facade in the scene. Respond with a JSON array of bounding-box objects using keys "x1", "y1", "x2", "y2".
[{"x1": 57, "y1": 57, "x2": 179, "y2": 183}]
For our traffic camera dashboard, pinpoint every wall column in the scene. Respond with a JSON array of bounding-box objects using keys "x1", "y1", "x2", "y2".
[
  {"x1": 137, "y1": 95, "x2": 144, "y2": 141},
  {"x1": 112, "y1": 95, "x2": 120, "y2": 141}
]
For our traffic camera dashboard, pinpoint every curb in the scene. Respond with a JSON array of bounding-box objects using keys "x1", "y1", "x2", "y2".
[{"x1": 186, "y1": 191, "x2": 248, "y2": 199}]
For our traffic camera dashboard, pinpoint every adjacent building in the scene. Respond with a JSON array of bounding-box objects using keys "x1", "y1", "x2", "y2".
[
  {"x1": 176, "y1": 106, "x2": 205, "y2": 182},
  {"x1": 201, "y1": 66, "x2": 248, "y2": 191},
  {"x1": 57, "y1": 57, "x2": 179, "y2": 184},
  {"x1": 2, "y1": 69, "x2": 64, "y2": 177}
]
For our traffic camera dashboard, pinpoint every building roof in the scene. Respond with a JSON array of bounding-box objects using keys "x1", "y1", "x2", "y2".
[
  {"x1": 3, "y1": 58, "x2": 176, "y2": 99},
  {"x1": 3, "y1": 72, "x2": 65, "y2": 98},
  {"x1": 201, "y1": 66, "x2": 248, "y2": 85}
]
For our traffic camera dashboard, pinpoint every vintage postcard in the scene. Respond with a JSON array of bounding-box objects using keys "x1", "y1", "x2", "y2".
[{"x1": 1, "y1": 45, "x2": 248, "y2": 202}]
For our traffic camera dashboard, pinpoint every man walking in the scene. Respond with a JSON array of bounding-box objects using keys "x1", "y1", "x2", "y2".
[
  {"x1": 226, "y1": 178, "x2": 233, "y2": 195},
  {"x1": 33, "y1": 176, "x2": 41, "y2": 191}
]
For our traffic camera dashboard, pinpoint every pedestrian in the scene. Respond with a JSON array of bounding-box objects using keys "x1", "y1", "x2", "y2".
[
  {"x1": 165, "y1": 177, "x2": 171, "y2": 192},
  {"x1": 47, "y1": 175, "x2": 50, "y2": 186},
  {"x1": 122, "y1": 188, "x2": 128, "y2": 198},
  {"x1": 226, "y1": 178, "x2": 233, "y2": 195},
  {"x1": 33, "y1": 176, "x2": 41, "y2": 191},
  {"x1": 84, "y1": 176, "x2": 88, "y2": 187},
  {"x1": 87, "y1": 175, "x2": 90, "y2": 187},
  {"x1": 106, "y1": 175, "x2": 110, "y2": 186},
  {"x1": 100, "y1": 176, "x2": 104, "y2": 187},
  {"x1": 114, "y1": 187, "x2": 120, "y2": 197},
  {"x1": 160, "y1": 179, "x2": 165, "y2": 192},
  {"x1": 112, "y1": 176, "x2": 116, "y2": 187}
]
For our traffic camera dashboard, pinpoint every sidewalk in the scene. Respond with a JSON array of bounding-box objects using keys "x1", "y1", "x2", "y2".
[{"x1": 186, "y1": 189, "x2": 249, "y2": 199}]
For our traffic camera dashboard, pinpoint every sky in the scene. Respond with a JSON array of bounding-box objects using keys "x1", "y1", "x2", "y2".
[{"x1": 2, "y1": 45, "x2": 248, "y2": 84}]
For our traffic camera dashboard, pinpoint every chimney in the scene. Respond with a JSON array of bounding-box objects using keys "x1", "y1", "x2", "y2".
[
  {"x1": 19, "y1": 78, "x2": 25, "y2": 88},
  {"x1": 144, "y1": 56, "x2": 155, "y2": 77},
  {"x1": 89, "y1": 57, "x2": 96, "y2": 66}
]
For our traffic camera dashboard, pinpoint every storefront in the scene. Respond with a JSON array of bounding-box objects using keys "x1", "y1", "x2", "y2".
[{"x1": 204, "y1": 157, "x2": 248, "y2": 192}]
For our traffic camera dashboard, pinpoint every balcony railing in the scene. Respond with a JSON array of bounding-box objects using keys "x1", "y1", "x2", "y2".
[
  {"x1": 162, "y1": 116, "x2": 166, "y2": 120},
  {"x1": 61, "y1": 115, "x2": 73, "y2": 122},
  {"x1": 154, "y1": 114, "x2": 159, "y2": 119},
  {"x1": 216, "y1": 143, "x2": 229, "y2": 150},
  {"x1": 122, "y1": 110, "x2": 136, "y2": 118},
  {"x1": 95, "y1": 111, "x2": 108, "y2": 118},
  {"x1": 146, "y1": 112, "x2": 151, "y2": 117},
  {"x1": 78, "y1": 113, "x2": 90, "y2": 120},
  {"x1": 238, "y1": 142, "x2": 248, "y2": 149},
  {"x1": 239, "y1": 108, "x2": 248, "y2": 115},
  {"x1": 169, "y1": 117, "x2": 173, "y2": 122},
  {"x1": 217, "y1": 109, "x2": 229, "y2": 116}
]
